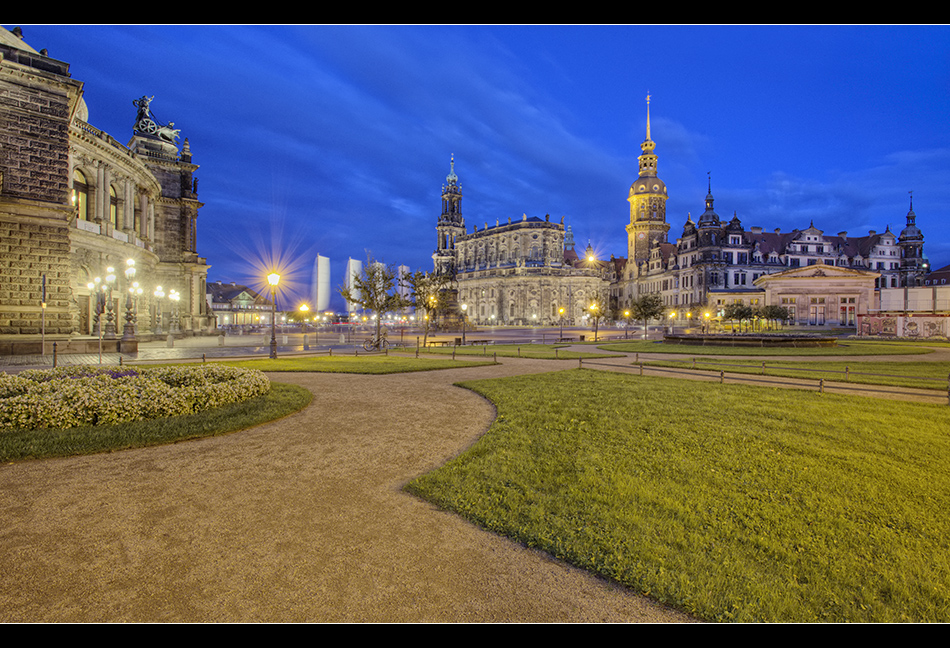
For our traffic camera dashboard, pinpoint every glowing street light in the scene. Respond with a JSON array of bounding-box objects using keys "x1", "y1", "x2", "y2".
[
  {"x1": 153, "y1": 285, "x2": 165, "y2": 335},
  {"x1": 268, "y1": 272, "x2": 280, "y2": 358},
  {"x1": 299, "y1": 304, "x2": 311, "y2": 350},
  {"x1": 590, "y1": 302, "x2": 600, "y2": 342},
  {"x1": 122, "y1": 259, "x2": 137, "y2": 341},
  {"x1": 169, "y1": 289, "x2": 181, "y2": 334},
  {"x1": 103, "y1": 266, "x2": 117, "y2": 340}
]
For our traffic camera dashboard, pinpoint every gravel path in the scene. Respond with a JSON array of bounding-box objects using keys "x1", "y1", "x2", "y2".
[
  {"x1": 4, "y1": 346, "x2": 944, "y2": 623},
  {"x1": 0, "y1": 356, "x2": 696, "y2": 623}
]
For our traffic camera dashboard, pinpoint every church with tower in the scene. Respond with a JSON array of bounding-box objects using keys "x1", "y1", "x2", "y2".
[
  {"x1": 434, "y1": 95, "x2": 929, "y2": 329},
  {"x1": 432, "y1": 157, "x2": 612, "y2": 327}
]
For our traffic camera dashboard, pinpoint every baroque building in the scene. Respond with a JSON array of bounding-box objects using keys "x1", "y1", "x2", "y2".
[
  {"x1": 430, "y1": 96, "x2": 929, "y2": 331},
  {"x1": 0, "y1": 26, "x2": 214, "y2": 353},
  {"x1": 433, "y1": 157, "x2": 610, "y2": 326},
  {"x1": 620, "y1": 98, "x2": 928, "y2": 327}
]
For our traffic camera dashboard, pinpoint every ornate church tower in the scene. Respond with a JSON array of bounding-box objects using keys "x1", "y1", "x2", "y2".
[
  {"x1": 433, "y1": 155, "x2": 466, "y2": 278},
  {"x1": 626, "y1": 94, "x2": 670, "y2": 268}
]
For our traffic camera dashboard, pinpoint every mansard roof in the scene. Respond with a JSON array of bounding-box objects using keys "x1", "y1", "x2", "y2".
[
  {"x1": 206, "y1": 281, "x2": 270, "y2": 306},
  {"x1": 683, "y1": 222, "x2": 901, "y2": 262}
]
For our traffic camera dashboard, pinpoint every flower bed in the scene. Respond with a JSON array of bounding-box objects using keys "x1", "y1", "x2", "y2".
[{"x1": 0, "y1": 365, "x2": 270, "y2": 430}]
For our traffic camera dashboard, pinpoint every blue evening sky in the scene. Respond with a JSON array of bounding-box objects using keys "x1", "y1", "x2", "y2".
[{"x1": 12, "y1": 24, "x2": 950, "y2": 310}]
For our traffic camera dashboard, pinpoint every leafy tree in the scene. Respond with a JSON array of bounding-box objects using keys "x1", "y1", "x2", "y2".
[
  {"x1": 402, "y1": 270, "x2": 450, "y2": 346},
  {"x1": 629, "y1": 293, "x2": 664, "y2": 339},
  {"x1": 723, "y1": 302, "x2": 754, "y2": 332},
  {"x1": 338, "y1": 255, "x2": 408, "y2": 345},
  {"x1": 761, "y1": 304, "x2": 791, "y2": 330}
]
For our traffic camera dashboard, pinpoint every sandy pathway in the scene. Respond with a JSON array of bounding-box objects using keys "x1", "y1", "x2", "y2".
[{"x1": 0, "y1": 357, "x2": 694, "y2": 623}]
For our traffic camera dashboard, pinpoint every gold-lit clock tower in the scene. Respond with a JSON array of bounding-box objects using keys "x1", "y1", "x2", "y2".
[{"x1": 626, "y1": 94, "x2": 670, "y2": 269}]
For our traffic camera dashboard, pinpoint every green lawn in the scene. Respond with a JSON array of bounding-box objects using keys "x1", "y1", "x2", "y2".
[
  {"x1": 643, "y1": 358, "x2": 950, "y2": 391},
  {"x1": 419, "y1": 343, "x2": 621, "y2": 360},
  {"x1": 0, "y1": 382, "x2": 312, "y2": 462},
  {"x1": 407, "y1": 369, "x2": 950, "y2": 622},
  {"x1": 220, "y1": 354, "x2": 498, "y2": 373},
  {"x1": 598, "y1": 339, "x2": 935, "y2": 357}
]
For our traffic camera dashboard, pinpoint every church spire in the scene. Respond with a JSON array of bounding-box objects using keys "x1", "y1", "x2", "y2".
[
  {"x1": 645, "y1": 92, "x2": 652, "y2": 142},
  {"x1": 626, "y1": 94, "x2": 670, "y2": 265},
  {"x1": 638, "y1": 92, "x2": 657, "y2": 175}
]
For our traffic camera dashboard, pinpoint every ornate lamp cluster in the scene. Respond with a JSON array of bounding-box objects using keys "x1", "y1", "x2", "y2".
[{"x1": 86, "y1": 258, "x2": 183, "y2": 341}]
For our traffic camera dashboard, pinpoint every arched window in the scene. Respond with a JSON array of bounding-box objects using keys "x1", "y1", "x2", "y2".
[
  {"x1": 72, "y1": 169, "x2": 89, "y2": 221},
  {"x1": 109, "y1": 185, "x2": 119, "y2": 228}
]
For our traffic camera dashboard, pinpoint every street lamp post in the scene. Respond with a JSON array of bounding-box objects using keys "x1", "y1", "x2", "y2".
[
  {"x1": 624, "y1": 310, "x2": 630, "y2": 339},
  {"x1": 103, "y1": 267, "x2": 117, "y2": 339},
  {"x1": 268, "y1": 272, "x2": 280, "y2": 358},
  {"x1": 559, "y1": 307, "x2": 564, "y2": 341},
  {"x1": 169, "y1": 289, "x2": 181, "y2": 335},
  {"x1": 590, "y1": 303, "x2": 599, "y2": 342},
  {"x1": 88, "y1": 277, "x2": 105, "y2": 363},
  {"x1": 299, "y1": 304, "x2": 310, "y2": 349},
  {"x1": 122, "y1": 259, "x2": 137, "y2": 341},
  {"x1": 153, "y1": 285, "x2": 165, "y2": 335},
  {"x1": 461, "y1": 303, "x2": 467, "y2": 345}
]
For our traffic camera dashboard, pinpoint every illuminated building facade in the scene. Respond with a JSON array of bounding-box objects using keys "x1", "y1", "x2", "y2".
[{"x1": 0, "y1": 26, "x2": 214, "y2": 352}]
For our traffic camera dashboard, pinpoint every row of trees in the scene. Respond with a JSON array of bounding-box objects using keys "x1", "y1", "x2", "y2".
[
  {"x1": 721, "y1": 303, "x2": 792, "y2": 332},
  {"x1": 619, "y1": 294, "x2": 793, "y2": 336}
]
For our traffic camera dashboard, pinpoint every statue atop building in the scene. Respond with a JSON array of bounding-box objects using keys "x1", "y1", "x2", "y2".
[{"x1": 132, "y1": 95, "x2": 180, "y2": 144}]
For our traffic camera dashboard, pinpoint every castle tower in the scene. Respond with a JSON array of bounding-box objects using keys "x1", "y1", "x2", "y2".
[
  {"x1": 696, "y1": 173, "x2": 721, "y2": 229},
  {"x1": 626, "y1": 94, "x2": 670, "y2": 267},
  {"x1": 898, "y1": 192, "x2": 926, "y2": 286},
  {"x1": 432, "y1": 155, "x2": 466, "y2": 279}
]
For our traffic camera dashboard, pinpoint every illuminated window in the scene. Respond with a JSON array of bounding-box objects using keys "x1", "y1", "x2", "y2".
[
  {"x1": 109, "y1": 185, "x2": 118, "y2": 228},
  {"x1": 72, "y1": 169, "x2": 89, "y2": 221}
]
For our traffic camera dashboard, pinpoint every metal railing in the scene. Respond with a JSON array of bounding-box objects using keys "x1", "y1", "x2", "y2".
[{"x1": 576, "y1": 356, "x2": 950, "y2": 405}]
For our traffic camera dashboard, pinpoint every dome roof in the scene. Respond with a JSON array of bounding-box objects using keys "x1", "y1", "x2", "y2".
[{"x1": 628, "y1": 176, "x2": 667, "y2": 198}]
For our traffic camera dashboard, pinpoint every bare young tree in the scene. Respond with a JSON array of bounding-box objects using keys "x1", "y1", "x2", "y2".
[
  {"x1": 402, "y1": 270, "x2": 450, "y2": 347},
  {"x1": 587, "y1": 291, "x2": 609, "y2": 342},
  {"x1": 338, "y1": 254, "x2": 408, "y2": 349}
]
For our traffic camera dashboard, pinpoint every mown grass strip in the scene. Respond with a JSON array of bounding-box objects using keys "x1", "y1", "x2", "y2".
[
  {"x1": 219, "y1": 354, "x2": 498, "y2": 373},
  {"x1": 0, "y1": 382, "x2": 312, "y2": 463},
  {"x1": 407, "y1": 369, "x2": 950, "y2": 622},
  {"x1": 419, "y1": 343, "x2": 621, "y2": 360},
  {"x1": 642, "y1": 358, "x2": 950, "y2": 391},
  {"x1": 597, "y1": 339, "x2": 935, "y2": 357}
]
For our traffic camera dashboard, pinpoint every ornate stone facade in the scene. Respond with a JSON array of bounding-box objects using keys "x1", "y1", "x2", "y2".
[
  {"x1": 433, "y1": 159, "x2": 610, "y2": 326},
  {"x1": 0, "y1": 27, "x2": 214, "y2": 352},
  {"x1": 619, "y1": 99, "x2": 929, "y2": 322}
]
